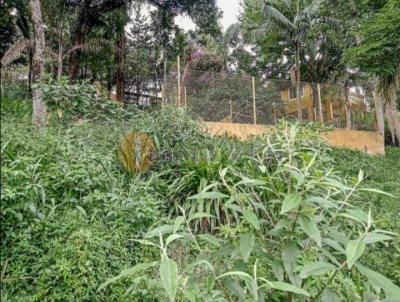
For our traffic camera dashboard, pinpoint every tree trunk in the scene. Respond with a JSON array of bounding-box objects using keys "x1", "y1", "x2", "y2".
[
  {"x1": 135, "y1": 80, "x2": 141, "y2": 105},
  {"x1": 344, "y1": 85, "x2": 352, "y2": 130},
  {"x1": 180, "y1": 47, "x2": 193, "y2": 99},
  {"x1": 28, "y1": 48, "x2": 33, "y2": 89},
  {"x1": 385, "y1": 86, "x2": 400, "y2": 146},
  {"x1": 115, "y1": 30, "x2": 126, "y2": 104},
  {"x1": 373, "y1": 89, "x2": 385, "y2": 137},
  {"x1": 57, "y1": 28, "x2": 63, "y2": 81},
  {"x1": 295, "y1": 42, "x2": 302, "y2": 120},
  {"x1": 29, "y1": 0, "x2": 47, "y2": 128},
  {"x1": 68, "y1": 0, "x2": 91, "y2": 83}
]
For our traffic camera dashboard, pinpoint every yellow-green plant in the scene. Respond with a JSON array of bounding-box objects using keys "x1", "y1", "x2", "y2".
[{"x1": 117, "y1": 131, "x2": 156, "y2": 173}]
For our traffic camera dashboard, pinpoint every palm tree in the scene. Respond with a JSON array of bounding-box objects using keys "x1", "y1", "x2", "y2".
[{"x1": 244, "y1": 0, "x2": 324, "y2": 120}]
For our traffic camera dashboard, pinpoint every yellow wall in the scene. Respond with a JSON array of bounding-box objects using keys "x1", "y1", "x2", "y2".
[
  {"x1": 281, "y1": 85, "x2": 314, "y2": 116},
  {"x1": 203, "y1": 122, "x2": 384, "y2": 155},
  {"x1": 280, "y1": 84, "x2": 367, "y2": 121},
  {"x1": 322, "y1": 129, "x2": 384, "y2": 155}
]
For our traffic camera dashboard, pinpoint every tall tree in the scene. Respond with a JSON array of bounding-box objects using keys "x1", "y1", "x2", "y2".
[
  {"x1": 29, "y1": 0, "x2": 47, "y2": 127},
  {"x1": 345, "y1": 0, "x2": 400, "y2": 144},
  {"x1": 114, "y1": 1, "x2": 129, "y2": 103},
  {"x1": 242, "y1": 0, "x2": 326, "y2": 120},
  {"x1": 67, "y1": 0, "x2": 124, "y2": 82}
]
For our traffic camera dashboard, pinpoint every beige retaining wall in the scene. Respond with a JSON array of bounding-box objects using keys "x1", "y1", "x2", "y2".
[{"x1": 203, "y1": 122, "x2": 385, "y2": 155}]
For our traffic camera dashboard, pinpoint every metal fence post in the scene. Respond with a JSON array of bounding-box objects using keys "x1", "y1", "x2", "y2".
[
  {"x1": 161, "y1": 83, "x2": 164, "y2": 109},
  {"x1": 177, "y1": 55, "x2": 181, "y2": 106},
  {"x1": 252, "y1": 76, "x2": 257, "y2": 125},
  {"x1": 229, "y1": 99, "x2": 233, "y2": 121},
  {"x1": 317, "y1": 83, "x2": 323, "y2": 124}
]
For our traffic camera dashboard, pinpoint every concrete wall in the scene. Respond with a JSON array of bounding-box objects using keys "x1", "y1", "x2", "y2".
[
  {"x1": 203, "y1": 122, "x2": 385, "y2": 155},
  {"x1": 322, "y1": 129, "x2": 384, "y2": 155}
]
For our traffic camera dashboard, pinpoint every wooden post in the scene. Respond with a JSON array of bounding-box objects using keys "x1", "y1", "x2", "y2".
[
  {"x1": 252, "y1": 76, "x2": 257, "y2": 125},
  {"x1": 177, "y1": 55, "x2": 181, "y2": 106},
  {"x1": 229, "y1": 99, "x2": 233, "y2": 121},
  {"x1": 184, "y1": 86, "x2": 187, "y2": 113},
  {"x1": 317, "y1": 83, "x2": 323, "y2": 124},
  {"x1": 313, "y1": 107, "x2": 317, "y2": 121},
  {"x1": 329, "y1": 102, "x2": 333, "y2": 120}
]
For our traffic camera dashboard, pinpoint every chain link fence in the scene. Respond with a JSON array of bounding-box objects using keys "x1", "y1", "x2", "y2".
[{"x1": 162, "y1": 68, "x2": 376, "y2": 131}]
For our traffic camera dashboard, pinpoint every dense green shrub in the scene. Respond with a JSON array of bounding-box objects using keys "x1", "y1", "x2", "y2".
[
  {"x1": 1, "y1": 106, "x2": 163, "y2": 301},
  {"x1": 33, "y1": 76, "x2": 140, "y2": 123},
  {"x1": 101, "y1": 123, "x2": 400, "y2": 301}
]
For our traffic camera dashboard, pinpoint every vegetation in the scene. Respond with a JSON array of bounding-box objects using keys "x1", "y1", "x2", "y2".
[
  {"x1": 1, "y1": 0, "x2": 400, "y2": 301},
  {"x1": 1, "y1": 94, "x2": 399, "y2": 301}
]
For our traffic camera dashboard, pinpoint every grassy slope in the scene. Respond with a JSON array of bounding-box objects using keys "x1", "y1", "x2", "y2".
[{"x1": 1, "y1": 97, "x2": 399, "y2": 300}]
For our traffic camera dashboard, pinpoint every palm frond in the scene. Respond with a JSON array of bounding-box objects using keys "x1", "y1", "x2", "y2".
[
  {"x1": 262, "y1": 2, "x2": 295, "y2": 31},
  {"x1": 1, "y1": 39, "x2": 31, "y2": 67}
]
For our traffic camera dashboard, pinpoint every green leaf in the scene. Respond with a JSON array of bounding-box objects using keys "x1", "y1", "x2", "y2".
[
  {"x1": 145, "y1": 225, "x2": 174, "y2": 238},
  {"x1": 280, "y1": 193, "x2": 302, "y2": 214},
  {"x1": 356, "y1": 263, "x2": 400, "y2": 299},
  {"x1": 236, "y1": 177, "x2": 267, "y2": 187},
  {"x1": 299, "y1": 262, "x2": 334, "y2": 279},
  {"x1": 281, "y1": 242, "x2": 301, "y2": 286},
  {"x1": 188, "y1": 191, "x2": 229, "y2": 200},
  {"x1": 239, "y1": 232, "x2": 255, "y2": 262},
  {"x1": 97, "y1": 261, "x2": 158, "y2": 291},
  {"x1": 259, "y1": 279, "x2": 310, "y2": 297},
  {"x1": 188, "y1": 212, "x2": 215, "y2": 223},
  {"x1": 346, "y1": 239, "x2": 366, "y2": 269},
  {"x1": 220, "y1": 277, "x2": 246, "y2": 301},
  {"x1": 173, "y1": 216, "x2": 185, "y2": 233},
  {"x1": 271, "y1": 260, "x2": 284, "y2": 281},
  {"x1": 323, "y1": 238, "x2": 346, "y2": 254},
  {"x1": 160, "y1": 255, "x2": 178, "y2": 302},
  {"x1": 75, "y1": 205, "x2": 86, "y2": 217},
  {"x1": 217, "y1": 271, "x2": 253, "y2": 282},
  {"x1": 298, "y1": 215, "x2": 321, "y2": 247},
  {"x1": 242, "y1": 209, "x2": 260, "y2": 230},
  {"x1": 343, "y1": 209, "x2": 369, "y2": 224},
  {"x1": 358, "y1": 188, "x2": 395, "y2": 198},
  {"x1": 321, "y1": 288, "x2": 341, "y2": 302},
  {"x1": 363, "y1": 231, "x2": 393, "y2": 244},
  {"x1": 133, "y1": 239, "x2": 158, "y2": 247},
  {"x1": 165, "y1": 234, "x2": 184, "y2": 247}
]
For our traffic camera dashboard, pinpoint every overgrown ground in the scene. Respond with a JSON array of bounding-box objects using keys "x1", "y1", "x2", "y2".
[
  {"x1": 329, "y1": 147, "x2": 400, "y2": 281},
  {"x1": 1, "y1": 97, "x2": 399, "y2": 301}
]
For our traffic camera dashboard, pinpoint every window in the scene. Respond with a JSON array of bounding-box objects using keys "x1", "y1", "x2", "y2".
[
  {"x1": 289, "y1": 85, "x2": 304, "y2": 100},
  {"x1": 302, "y1": 108, "x2": 308, "y2": 120}
]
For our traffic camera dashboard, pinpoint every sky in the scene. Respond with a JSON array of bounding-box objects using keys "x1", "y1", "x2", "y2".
[{"x1": 175, "y1": 0, "x2": 242, "y2": 31}]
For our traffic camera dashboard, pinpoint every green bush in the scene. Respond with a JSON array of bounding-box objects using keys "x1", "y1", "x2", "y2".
[
  {"x1": 1, "y1": 109, "x2": 162, "y2": 301},
  {"x1": 102, "y1": 123, "x2": 400, "y2": 302}
]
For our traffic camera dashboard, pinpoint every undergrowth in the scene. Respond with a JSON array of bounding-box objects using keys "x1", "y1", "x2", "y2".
[{"x1": 1, "y1": 95, "x2": 399, "y2": 301}]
